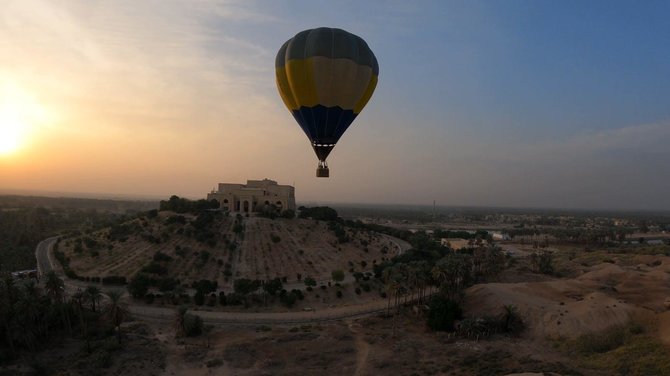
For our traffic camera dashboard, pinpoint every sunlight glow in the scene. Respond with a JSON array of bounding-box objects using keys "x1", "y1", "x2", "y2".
[{"x1": 0, "y1": 82, "x2": 49, "y2": 156}]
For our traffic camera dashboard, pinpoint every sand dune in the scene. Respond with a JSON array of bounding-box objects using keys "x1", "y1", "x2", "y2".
[{"x1": 464, "y1": 257, "x2": 670, "y2": 339}]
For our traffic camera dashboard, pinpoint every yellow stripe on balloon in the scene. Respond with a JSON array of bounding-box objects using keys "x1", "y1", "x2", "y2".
[
  {"x1": 285, "y1": 59, "x2": 319, "y2": 108},
  {"x1": 311, "y1": 56, "x2": 372, "y2": 110},
  {"x1": 275, "y1": 67, "x2": 298, "y2": 110},
  {"x1": 354, "y1": 74, "x2": 378, "y2": 114}
]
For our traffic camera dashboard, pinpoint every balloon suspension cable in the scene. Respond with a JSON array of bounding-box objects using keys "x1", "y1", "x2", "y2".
[{"x1": 316, "y1": 160, "x2": 329, "y2": 178}]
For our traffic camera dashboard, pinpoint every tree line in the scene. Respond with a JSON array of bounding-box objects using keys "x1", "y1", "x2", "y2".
[{"x1": 0, "y1": 272, "x2": 128, "y2": 364}]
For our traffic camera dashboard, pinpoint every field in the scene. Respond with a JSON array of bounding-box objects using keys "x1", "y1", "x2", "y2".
[{"x1": 60, "y1": 212, "x2": 399, "y2": 288}]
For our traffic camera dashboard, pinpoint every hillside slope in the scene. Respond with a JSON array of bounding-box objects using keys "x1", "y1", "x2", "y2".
[{"x1": 59, "y1": 211, "x2": 395, "y2": 287}]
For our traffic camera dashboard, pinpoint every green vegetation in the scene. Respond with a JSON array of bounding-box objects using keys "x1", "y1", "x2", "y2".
[
  {"x1": 174, "y1": 307, "x2": 204, "y2": 337},
  {"x1": 298, "y1": 206, "x2": 338, "y2": 221},
  {"x1": 0, "y1": 272, "x2": 128, "y2": 363},
  {"x1": 554, "y1": 323, "x2": 670, "y2": 375},
  {"x1": 159, "y1": 195, "x2": 219, "y2": 214},
  {"x1": 331, "y1": 269, "x2": 345, "y2": 282},
  {"x1": 0, "y1": 196, "x2": 155, "y2": 271}
]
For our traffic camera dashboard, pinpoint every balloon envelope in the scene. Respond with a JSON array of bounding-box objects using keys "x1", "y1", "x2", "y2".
[{"x1": 275, "y1": 27, "x2": 378, "y2": 169}]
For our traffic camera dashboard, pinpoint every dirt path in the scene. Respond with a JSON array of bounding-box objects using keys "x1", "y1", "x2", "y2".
[{"x1": 348, "y1": 321, "x2": 370, "y2": 376}]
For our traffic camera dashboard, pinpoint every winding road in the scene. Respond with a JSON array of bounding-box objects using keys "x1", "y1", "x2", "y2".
[{"x1": 34, "y1": 235, "x2": 410, "y2": 326}]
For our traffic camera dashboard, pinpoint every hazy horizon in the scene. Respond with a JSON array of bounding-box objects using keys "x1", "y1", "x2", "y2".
[{"x1": 2, "y1": 1, "x2": 670, "y2": 211}]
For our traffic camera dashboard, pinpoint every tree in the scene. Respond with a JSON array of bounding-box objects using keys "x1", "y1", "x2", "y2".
[
  {"x1": 303, "y1": 277, "x2": 317, "y2": 288},
  {"x1": 44, "y1": 271, "x2": 65, "y2": 304},
  {"x1": 128, "y1": 274, "x2": 150, "y2": 299},
  {"x1": 44, "y1": 271, "x2": 71, "y2": 335},
  {"x1": 233, "y1": 278, "x2": 260, "y2": 296},
  {"x1": 263, "y1": 278, "x2": 283, "y2": 297},
  {"x1": 174, "y1": 306, "x2": 187, "y2": 338},
  {"x1": 426, "y1": 296, "x2": 462, "y2": 332},
  {"x1": 104, "y1": 290, "x2": 128, "y2": 344},
  {"x1": 0, "y1": 275, "x2": 17, "y2": 357},
  {"x1": 84, "y1": 286, "x2": 102, "y2": 312},
  {"x1": 538, "y1": 250, "x2": 554, "y2": 275},
  {"x1": 194, "y1": 290, "x2": 205, "y2": 306},
  {"x1": 500, "y1": 304, "x2": 524, "y2": 335},
  {"x1": 331, "y1": 270, "x2": 345, "y2": 283}
]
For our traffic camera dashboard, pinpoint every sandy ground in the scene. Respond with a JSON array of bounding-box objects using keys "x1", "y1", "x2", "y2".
[{"x1": 465, "y1": 255, "x2": 670, "y2": 340}]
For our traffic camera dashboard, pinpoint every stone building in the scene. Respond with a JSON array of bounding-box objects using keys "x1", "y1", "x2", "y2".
[{"x1": 207, "y1": 179, "x2": 296, "y2": 213}]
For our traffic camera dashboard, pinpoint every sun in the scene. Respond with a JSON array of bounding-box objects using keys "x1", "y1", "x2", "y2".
[
  {"x1": 0, "y1": 104, "x2": 27, "y2": 155},
  {"x1": 0, "y1": 82, "x2": 48, "y2": 156}
]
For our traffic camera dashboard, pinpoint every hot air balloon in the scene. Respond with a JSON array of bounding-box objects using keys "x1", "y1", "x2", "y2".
[{"x1": 275, "y1": 27, "x2": 379, "y2": 177}]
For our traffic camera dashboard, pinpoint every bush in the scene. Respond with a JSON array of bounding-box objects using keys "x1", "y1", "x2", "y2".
[
  {"x1": 336, "y1": 290, "x2": 343, "y2": 298},
  {"x1": 141, "y1": 262, "x2": 167, "y2": 275},
  {"x1": 331, "y1": 269, "x2": 345, "y2": 282},
  {"x1": 280, "y1": 291, "x2": 298, "y2": 307},
  {"x1": 355, "y1": 287, "x2": 361, "y2": 295},
  {"x1": 184, "y1": 314, "x2": 203, "y2": 336},
  {"x1": 145, "y1": 293, "x2": 155, "y2": 304},
  {"x1": 192, "y1": 279, "x2": 218, "y2": 294},
  {"x1": 218, "y1": 291, "x2": 227, "y2": 306},
  {"x1": 575, "y1": 326, "x2": 626, "y2": 354},
  {"x1": 298, "y1": 206, "x2": 338, "y2": 221},
  {"x1": 303, "y1": 277, "x2": 317, "y2": 288},
  {"x1": 102, "y1": 276, "x2": 127, "y2": 285},
  {"x1": 153, "y1": 251, "x2": 173, "y2": 262},
  {"x1": 158, "y1": 277, "x2": 179, "y2": 292},
  {"x1": 128, "y1": 274, "x2": 150, "y2": 299},
  {"x1": 194, "y1": 290, "x2": 205, "y2": 306},
  {"x1": 427, "y1": 296, "x2": 462, "y2": 332}
]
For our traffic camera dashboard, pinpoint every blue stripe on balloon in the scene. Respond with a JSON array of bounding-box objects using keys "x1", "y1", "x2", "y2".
[{"x1": 291, "y1": 106, "x2": 357, "y2": 145}]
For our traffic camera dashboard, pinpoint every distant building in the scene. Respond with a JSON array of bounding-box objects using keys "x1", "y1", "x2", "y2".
[
  {"x1": 441, "y1": 238, "x2": 471, "y2": 250},
  {"x1": 488, "y1": 231, "x2": 511, "y2": 241},
  {"x1": 207, "y1": 179, "x2": 296, "y2": 213}
]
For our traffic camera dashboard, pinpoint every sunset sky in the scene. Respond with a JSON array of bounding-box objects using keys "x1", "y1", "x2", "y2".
[{"x1": 1, "y1": 1, "x2": 669, "y2": 210}]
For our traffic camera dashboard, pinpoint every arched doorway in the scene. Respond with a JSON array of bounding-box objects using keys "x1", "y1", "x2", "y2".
[{"x1": 243, "y1": 200, "x2": 250, "y2": 212}]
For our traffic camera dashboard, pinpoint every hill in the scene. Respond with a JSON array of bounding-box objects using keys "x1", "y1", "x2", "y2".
[{"x1": 58, "y1": 210, "x2": 397, "y2": 288}]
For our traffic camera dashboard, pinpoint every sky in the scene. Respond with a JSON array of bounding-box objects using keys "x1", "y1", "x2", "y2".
[{"x1": 1, "y1": 0, "x2": 669, "y2": 210}]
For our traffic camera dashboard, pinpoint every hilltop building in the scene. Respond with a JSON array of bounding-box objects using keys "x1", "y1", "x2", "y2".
[{"x1": 207, "y1": 179, "x2": 295, "y2": 213}]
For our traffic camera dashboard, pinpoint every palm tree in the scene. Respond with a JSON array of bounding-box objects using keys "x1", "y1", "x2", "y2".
[
  {"x1": 175, "y1": 306, "x2": 187, "y2": 338},
  {"x1": 15, "y1": 282, "x2": 42, "y2": 351},
  {"x1": 71, "y1": 289, "x2": 91, "y2": 352},
  {"x1": 388, "y1": 276, "x2": 402, "y2": 338},
  {"x1": 104, "y1": 290, "x2": 128, "y2": 344},
  {"x1": 431, "y1": 263, "x2": 447, "y2": 288},
  {"x1": 44, "y1": 271, "x2": 65, "y2": 304},
  {"x1": 0, "y1": 276, "x2": 16, "y2": 356},
  {"x1": 44, "y1": 271, "x2": 72, "y2": 335},
  {"x1": 382, "y1": 267, "x2": 395, "y2": 317},
  {"x1": 84, "y1": 285, "x2": 102, "y2": 312}
]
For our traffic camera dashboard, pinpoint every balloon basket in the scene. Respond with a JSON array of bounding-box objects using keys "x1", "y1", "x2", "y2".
[{"x1": 316, "y1": 164, "x2": 329, "y2": 178}]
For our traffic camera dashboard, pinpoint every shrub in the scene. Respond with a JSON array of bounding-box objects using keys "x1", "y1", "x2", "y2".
[
  {"x1": 194, "y1": 290, "x2": 205, "y2": 306},
  {"x1": 128, "y1": 274, "x2": 150, "y2": 299},
  {"x1": 218, "y1": 291, "x2": 227, "y2": 306},
  {"x1": 280, "y1": 291, "x2": 298, "y2": 307},
  {"x1": 336, "y1": 290, "x2": 343, "y2": 298},
  {"x1": 141, "y1": 262, "x2": 167, "y2": 275},
  {"x1": 153, "y1": 251, "x2": 173, "y2": 262},
  {"x1": 575, "y1": 326, "x2": 626, "y2": 354},
  {"x1": 427, "y1": 296, "x2": 462, "y2": 332},
  {"x1": 184, "y1": 314, "x2": 203, "y2": 336},
  {"x1": 144, "y1": 293, "x2": 155, "y2": 304},
  {"x1": 355, "y1": 287, "x2": 361, "y2": 295},
  {"x1": 303, "y1": 277, "x2": 317, "y2": 287},
  {"x1": 102, "y1": 276, "x2": 127, "y2": 285},
  {"x1": 331, "y1": 270, "x2": 345, "y2": 282}
]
